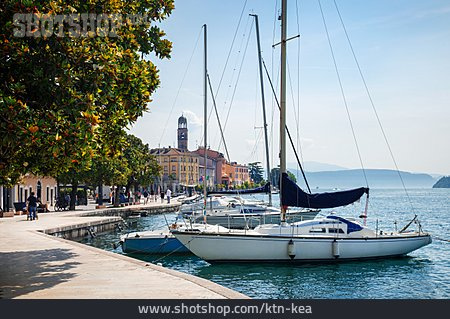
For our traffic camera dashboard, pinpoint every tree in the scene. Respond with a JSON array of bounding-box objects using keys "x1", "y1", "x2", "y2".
[
  {"x1": 86, "y1": 151, "x2": 129, "y2": 206},
  {"x1": 248, "y1": 162, "x2": 264, "y2": 184},
  {"x1": 57, "y1": 166, "x2": 91, "y2": 210},
  {"x1": 122, "y1": 133, "x2": 160, "y2": 197},
  {"x1": 270, "y1": 167, "x2": 297, "y2": 188},
  {"x1": 0, "y1": 0, "x2": 174, "y2": 186},
  {"x1": 57, "y1": 133, "x2": 160, "y2": 209}
]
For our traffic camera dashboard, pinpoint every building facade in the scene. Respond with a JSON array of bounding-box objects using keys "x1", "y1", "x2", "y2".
[
  {"x1": 0, "y1": 174, "x2": 58, "y2": 212},
  {"x1": 150, "y1": 147, "x2": 199, "y2": 191},
  {"x1": 194, "y1": 147, "x2": 250, "y2": 188},
  {"x1": 149, "y1": 114, "x2": 250, "y2": 192},
  {"x1": 198, "y1": 156, "x2": 216, "y2": 189}
]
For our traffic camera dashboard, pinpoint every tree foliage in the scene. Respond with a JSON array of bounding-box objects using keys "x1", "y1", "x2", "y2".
[
  {"x1": 58, "y1": 133, "x2": 160, "y2": 207},
  {"x1": 248, "y1": 161, "x2": 264, "y2": 184},
  {"x1": 270, "y1": 167, "x2": 297, "y2": 188},
  {"x1": 122, "y1": 133, "x2": 160, "y2": 188},
  {"x1": 0, "y1": 0, "x2": 173, "y2": 186}
]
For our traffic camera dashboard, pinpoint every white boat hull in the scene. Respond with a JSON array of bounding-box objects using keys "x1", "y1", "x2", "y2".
[{"x1": 173, "y1": 232, "x2": 432, "y2": 262}]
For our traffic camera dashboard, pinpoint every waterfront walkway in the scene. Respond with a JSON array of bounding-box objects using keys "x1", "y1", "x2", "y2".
[{"x1": 0, "y1": 202, "x2": 247, "y2": 299}]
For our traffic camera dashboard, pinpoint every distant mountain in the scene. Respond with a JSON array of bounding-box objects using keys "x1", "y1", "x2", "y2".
[
  {"x1": 288, "y1": 168, "x2": 436, "y2": 189},
  {"x1": 288, "y1": 161, "x2": 348, "y2": 172},
  {"x1": 433, "y1": 176, "x2": 450, "y2": 188}
]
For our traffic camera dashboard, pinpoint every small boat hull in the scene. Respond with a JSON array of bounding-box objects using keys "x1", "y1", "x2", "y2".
[
  {"x1": 173, "y1": 232, "x2": 432, "y2": 262},
  {"x1": 121, "y1": 234, "x2": 190, "y2": 254}
]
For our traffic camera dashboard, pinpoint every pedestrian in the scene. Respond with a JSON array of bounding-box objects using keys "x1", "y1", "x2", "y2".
[
  {"x1": 150, "y1": 189, "x2": 154, "y2": 202},
  {"x1": 143, "y1": 189, "x2": 149, "y2": 204},
  {"x1": 64, "y1": 193, "x2": 70, "y2": 208},
  {"x1": 26, "y1": 192, "x2": 38, "y2": 221},
  {"x1": 160, "y1": 190, "x2": 165, "y2": 203},
  {"x1": 166, "y1": 188, "x2": 172, "y2": 204}
]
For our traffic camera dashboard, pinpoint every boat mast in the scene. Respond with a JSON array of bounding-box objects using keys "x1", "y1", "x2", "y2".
[
  {"x1": 203, "y1": 24, "x2": 208, "y2": 224},
  {"x1": 280, "y1": 0, "x2": 287, "y2": 222},
  {"x1": 251, "y1": 14, "x2": 272, "y2": 207}
]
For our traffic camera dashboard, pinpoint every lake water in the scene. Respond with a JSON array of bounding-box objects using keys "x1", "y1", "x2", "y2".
[{"x1": 82, "y1": 188, "x2": 450, "y2": 298}]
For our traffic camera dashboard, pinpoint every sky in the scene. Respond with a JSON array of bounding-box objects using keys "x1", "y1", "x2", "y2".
[{"x1": 129, "y1": 0, "x2": 450, "y2": 176}]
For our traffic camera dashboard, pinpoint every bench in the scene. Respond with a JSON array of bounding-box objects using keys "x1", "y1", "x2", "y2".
[{"x1": 13, "y1": 202, "x2": 27, "y2": 214}]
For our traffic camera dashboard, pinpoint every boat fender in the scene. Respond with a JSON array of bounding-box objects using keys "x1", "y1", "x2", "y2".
[
  {"x1": 287, "y1": 239, "x2": 295, "y2": 259},
  {"x1": 332, "y1": 239, "x2": 340, "y2": 258},
  {"x1": 170, "y1": 223, "x2": 178, "y2": 230}
]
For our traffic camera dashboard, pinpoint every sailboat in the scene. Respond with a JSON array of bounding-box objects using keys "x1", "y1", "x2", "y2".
[
  {"x1": 180, "y1": 16, "x2": 318, "y2": 229},
  {"x1": 172, "y1": 1, "x2": 432, "y2": 262}
]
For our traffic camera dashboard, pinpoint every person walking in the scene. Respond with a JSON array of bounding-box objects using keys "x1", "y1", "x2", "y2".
[
  {"x1": 166, "y1": 188, "x2": 172, "y2": 204},
  {"x1": 143, "y1": 189, "x2": 149, "y2": 204},
  {"x1": 26, "y1": 192, "x2": 38, "y2": 221},
  {"x1": 160, "y1": 189, "x2": 164, "y2": 203}
]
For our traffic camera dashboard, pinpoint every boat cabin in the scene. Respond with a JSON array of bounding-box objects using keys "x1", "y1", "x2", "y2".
[{"x1": 254, "y1": 215, "x2": 376, "y2": 238}]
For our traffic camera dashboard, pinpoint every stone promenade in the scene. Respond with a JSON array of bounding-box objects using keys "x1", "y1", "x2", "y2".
[{"x1": 0, "y1": 202, "x2": 247, "y2": 299}]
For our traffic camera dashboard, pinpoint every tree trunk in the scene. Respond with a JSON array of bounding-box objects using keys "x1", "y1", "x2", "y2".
[
  {"x1": 134, "y1": 181, "x2": 139, "y2": 202},
  {"x1": 70, "y1": 180, "x2": 78, "y2": 211},
  {"x1": 113, "y1": 184, "x2": 120, "y2": 207},
  {"x1": 97, "y1": 181, "x2": 103, "y2": 206}
]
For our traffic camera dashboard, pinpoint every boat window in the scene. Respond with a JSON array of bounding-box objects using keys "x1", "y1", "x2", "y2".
[
  {"x1": 328, "y1": 228, "x2": 345, "y2": 234},
  {"x1": 309, "y1": 228, "x2": 326, "y2": 233}
]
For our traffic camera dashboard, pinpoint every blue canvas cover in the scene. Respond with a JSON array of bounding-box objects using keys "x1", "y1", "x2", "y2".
[
  {"x1": 281, "y1": 173, "x2": 368, "y2": 209},
  {"x1": 208, "y1": 182, "x2": 270, "y2": 195}
]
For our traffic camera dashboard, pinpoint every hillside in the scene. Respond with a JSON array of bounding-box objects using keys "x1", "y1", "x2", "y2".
[
  {"x1": 432, "y1": 176, "x2": 450, "y2": 188},
  {"x1": 288, "y1": 161, "x2": 347, "y2": 172},
  {"x1": 289, "y1": 168, "x2": 436, "y2": 189}
]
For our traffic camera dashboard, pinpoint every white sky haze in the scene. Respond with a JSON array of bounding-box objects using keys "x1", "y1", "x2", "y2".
[{"x1": 129, "y1": 0, "x2": 450, "y2": 175}]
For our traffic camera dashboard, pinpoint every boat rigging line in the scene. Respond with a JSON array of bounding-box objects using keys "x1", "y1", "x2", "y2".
[
  {"x1": 251, "y1": 13, "x2": 273, "y2": 206},
  {"x1": 206, "y1": 0, "x2": 248, "y2": 146},
  {"x1": 399, "y1": 214, "x2": 418, "y2": 233},
  {"x1": 202, "y1": 11, "x2": 251, "y2": 149},
  {"x1": 158, "y1": 27, "x2": 203, "y2": 147},
  {"x1": 218, "y1": 18, "x2": 255, "y2": 151},
  {"x1": 317, "y1": 0, "x2": 369, "y2": 189},
  {"x1": 332, "y1": 0, "x2": 415, "y2": 213},
  {"x1": 213, "y1": 0, "x2": 248, "y2": 99},
  {"x1": 270, "y1": 0, "x2": 279, "y2": 178},
  {"x1": 262, "y1": 58, "x2": 312, "y2": 194},
  {"x1": 295, "y1": 0, "x2": 303, "y2": 185},
  {"x1": 287, "y1": 59, "x2": 306, "y2": 176},
  {"x1": 207, "y1": 73, "x2": 231, "y2": 162}
]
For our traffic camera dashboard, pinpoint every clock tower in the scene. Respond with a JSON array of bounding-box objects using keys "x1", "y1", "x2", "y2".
[{"x1": 177, "y1": 115, "x2": 188, "y2": 150}]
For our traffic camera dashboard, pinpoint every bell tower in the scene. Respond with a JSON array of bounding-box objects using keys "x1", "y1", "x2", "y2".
[{"x1": 177, "y1": 115, "x2": 188, "y2": 150}]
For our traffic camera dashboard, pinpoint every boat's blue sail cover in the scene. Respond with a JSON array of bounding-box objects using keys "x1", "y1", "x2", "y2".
[
  {"x1": 281, "y1": 173, "x2": 368, "y2": 209},
  {"x1": 208, "y1": 182, "x2": 270, "y2": 195}
]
